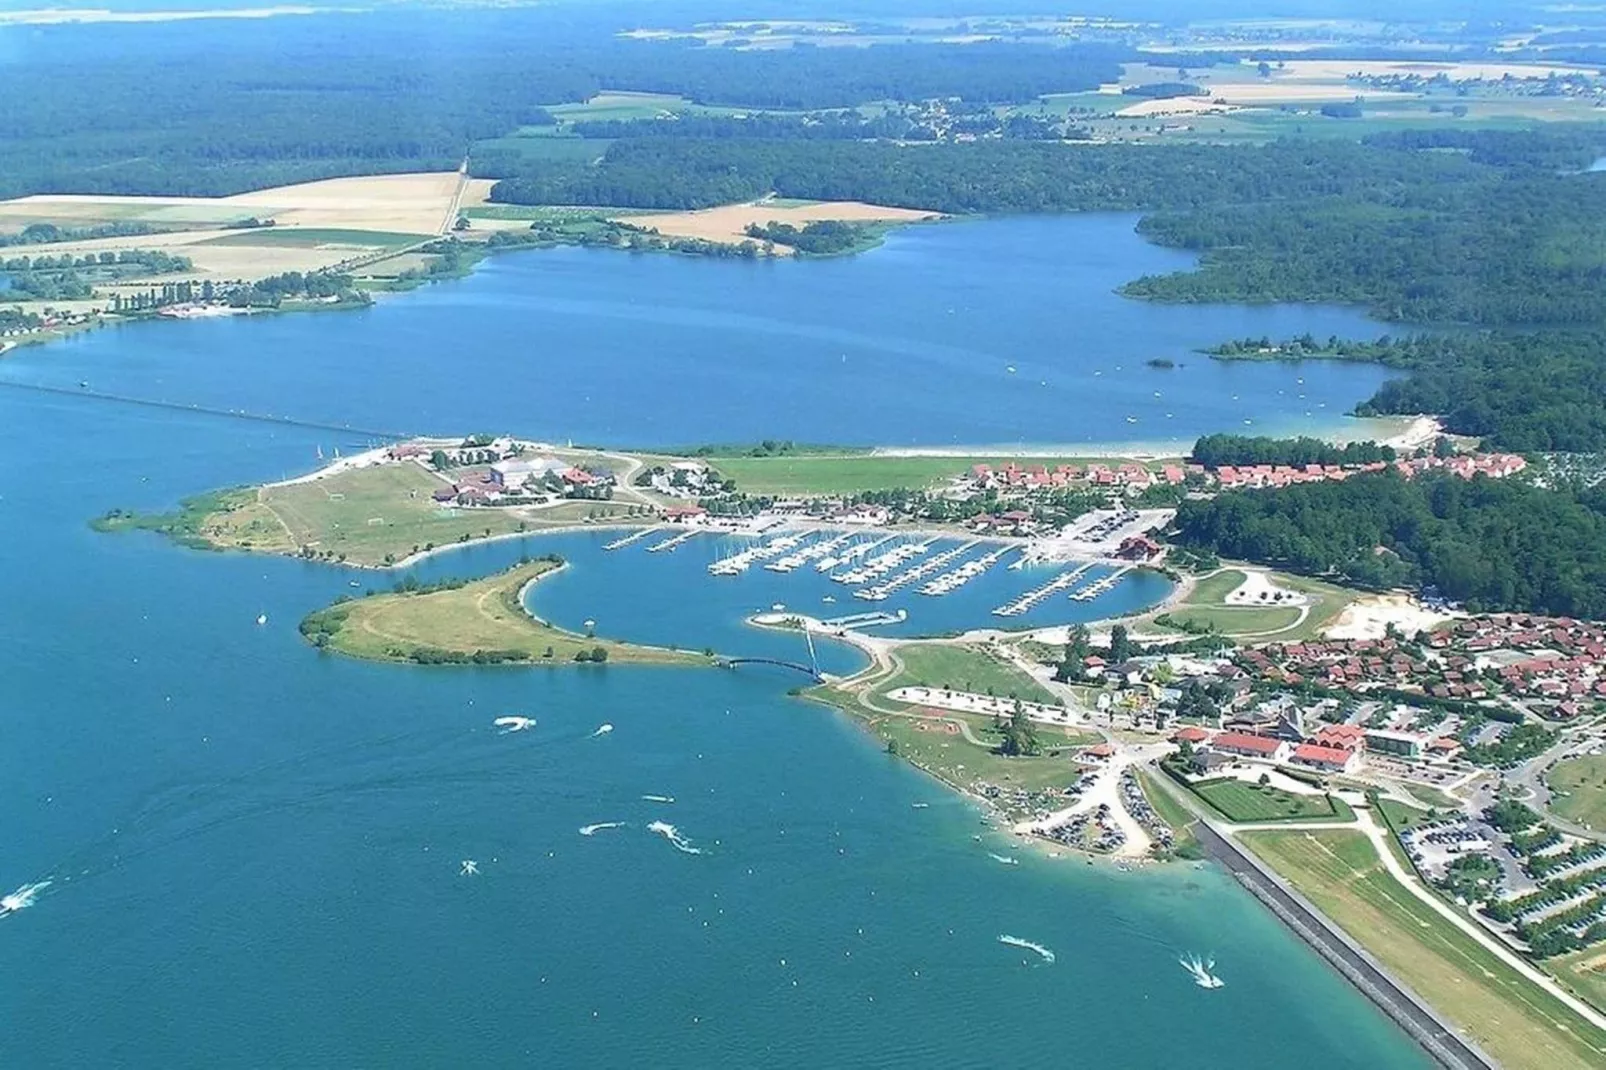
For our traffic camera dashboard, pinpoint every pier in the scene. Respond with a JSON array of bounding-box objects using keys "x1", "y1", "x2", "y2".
[
  {"x1": 854, "y1": 540, "x2": 980, "y2": 601},
  {"x1": 1070, "y1": 565, "x2": 1132, "y2": 602},
  {"x1": 815, "y1": 534, "x2": 893, "y2": 573},
  {"x1": 991, "y1": 564, "x2": 1093, "y2": 617},
  {"x1": 646, "y1": 529, "x2": 700, "y2": 553},
  {"x1": 821, "y1": 609, "x2": 907, "y2": 629},
  {"x1": 603, "y1": 526, "x2": 663, "y2": 551},
  {"x1": 919, "y1": 544, "x2": 1018, "y2": 596},
  {"x1": 708, "y1": 531, "x2": 807, "y2": 575},
  {"x1": 833, "y1": 538, "x2": 934, "y2": 585}
]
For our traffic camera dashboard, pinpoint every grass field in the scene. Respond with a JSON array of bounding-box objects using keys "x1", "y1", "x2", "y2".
[
  {"x1": 1192, "y1": 778, "x2": 1353, "y2": 822},
  {"x1": 706, "y1": 453, "x2": 1157, "y2": 495},
  {"x1": 198, "y1": 228, "x2": 428, "y2": 249},
  {"x1": 1548, "y1": 755, "x2": 1606, "y2": 832},
  {"x1": 877, "y1": 642, "x2": 1058, "y2": 705},
  {"x1": 1163, "y1": 604, "x2": 1304, "y2": 636},
  {"x1": 1136, "y1": 769, "x2": 1202, "y2": 854},
  {"x1": 1554, "y1": 945, "x2": 1606, "y2": 1019},
  {"x1": 869, "y1": 709, "x2": 1100, "y2": 796},
  {"x1": 1184, "y1": 569, "x2": 1247, "y2": 604},
  {"x1": 303, "y1": 559, "x2": 702, "y2": 667},
  {"x1": 1376, "y1": 797, "x2": 1436, "y2": 832},
  {"x1": 1242, "y1": 829, "x2": 1606, "y2": 1070}
]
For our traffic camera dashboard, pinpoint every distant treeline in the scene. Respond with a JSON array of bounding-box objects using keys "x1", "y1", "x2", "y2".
[
  {"x1": 570, "y1": 112, "x2": 937, "y2": 142},
  {"x1": 0, "y1": 221, "x2": 161, "y2": 248},
  {"x1": 1190, "y1": 434, "x2": 1395, "y2": 468},
  {"x1": 1211, "y1": 332, "x2": 1606, "y2": 453},
  {"x1": 1174, "y1": 470, "x2": 1606, "y2": 618},
  {"x1": 488, "y1": 137, "x2": 1486, "y2": 213},
  {"x1": 0, "y1": 12, "x2": 1123, "y2": 198}
]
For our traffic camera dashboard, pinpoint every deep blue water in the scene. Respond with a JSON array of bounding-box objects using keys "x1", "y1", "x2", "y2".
[
  {"x1": 0, "y1": 214, "x2": 1393, "y2": 451},
  {"x1": 0, "y1": 219, "x2": 1429, "y2": 1068}
]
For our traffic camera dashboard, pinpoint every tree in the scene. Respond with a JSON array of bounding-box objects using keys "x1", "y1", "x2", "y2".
[
  {"x1": 998, "y1": 706, "x2": 1041, "y2": 756},
  {"x1": 590, "y1": 645, "x2": 608, "y2": 663},
  {"x1": 1109, "y1": 623, "x2": 1131, "y2": 665},
  {"x1": 430, "y1": 449, "x2": 450, "y2": 470},
  {"x1": 1258, "y1": 61, "x2": 1273, "y2": 79}
]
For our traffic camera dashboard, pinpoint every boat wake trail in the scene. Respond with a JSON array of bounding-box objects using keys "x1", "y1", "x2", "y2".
[
  {"x1": 0, "y1": 880, "x2": 52, "y2": 919},
  {"x1": 494, "y1": 716, "x2": 537, "y2": 734},
  {"x1": 988, "y1": 852, "x2": 1019, "y2": 866},
  {"x1": 579, "y1": 822, "x2": 625, "y2": 836},
  {"x1": 1180, "y1": 952, "x2": 1224, "y2": 988},
  {"x1": 997, "y1": 934, "x2": 1055, "y2": 964},
  {"x1": 589, "y1": 723, "x2": 614, "y2": 738},
  {"x1": 641, "y1": 794, "x2": 675, "y2": 804},
  {"x1": 647, "y1": 820, "x2": 702, "y2": 855}
]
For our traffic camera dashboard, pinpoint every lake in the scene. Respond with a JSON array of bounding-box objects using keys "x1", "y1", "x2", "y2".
[
  {"x1": 0, "y1": 217, "x2": 1429, "y2": 1068},
  {"x1": 0, "y1": 214, "x2": 1393, "y2": 452}
]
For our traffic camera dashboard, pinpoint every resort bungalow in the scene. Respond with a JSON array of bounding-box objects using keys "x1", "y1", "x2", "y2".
[{"x1": 1210, "y1": 731, "x2": 1290, "y2": 763}]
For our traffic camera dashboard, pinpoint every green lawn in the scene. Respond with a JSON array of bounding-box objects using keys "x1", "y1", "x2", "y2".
[
  {"x1": 1192, "y1": 778, "x2": 1353, "y2": 822},
  {"x1": 706, "y1": 453, "x2": 1161, "y2": 496},
  {"x1": 1375, "y1": 797, "x2": 1436, "y2": 832},
  {"x1": 200, "y1": 228, "x2": 429, "y2": 248},
  {"x1": 877, "y1": 642, "x2": 1058, "y2": 706},
  {"x1": 1163, "y1": 604, "x2": 1303, "y2": 636},
  {"x1": 1554, "y1": 945, "x2": 1606, "y2": 1019},
  {"x1": 1185, "y1": 569, "x2": 1247, "y2": 604},
  {"x1": 1548, "y1": 755, "x2": 1606, "y2": 832},
  {"x1": 303, "y1": 559, "x2": 702, "y2": 667},
  {"x1": 1242, "y1": 829, "x2": 1606, "y2": 1070},
  {"x1": 872, "y1": 710, "x2": 1099, "y2": 796}
]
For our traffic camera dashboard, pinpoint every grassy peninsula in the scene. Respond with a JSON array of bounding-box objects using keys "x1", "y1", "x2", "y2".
[{"x1": 299, "y1": 558, "x2": 706, "y2": 668}]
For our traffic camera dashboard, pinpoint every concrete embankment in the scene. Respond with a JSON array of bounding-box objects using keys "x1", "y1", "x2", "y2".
[{"x1": 1196, "y1": 821, "x2": 1497, "y2": 1070}]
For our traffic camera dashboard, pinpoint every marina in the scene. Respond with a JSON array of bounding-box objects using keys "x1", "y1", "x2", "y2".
[
  {"x1": 920, "y1": 545, "x2": 1020, "y2": 596},
  {"x1": 815, "y1": 534, "x2": 895, "y2": 573},
  {"x1": 1071, "y1": 566, "x2": 1133, "y2": 602},
  {"x1": 604, "y1": 526, "x2": 664, "y2": 551},
  {"x1": 645, "y1": 529, "x2": 701, "y2": 553},
  {"x1": 853, "y1": 540, "x2": 981, "y2": 601},
  {"x1": 992, "y1": 564, "x2": 1096, "y2": 617},
  {"x1": 708, "y1": 531, "x2": 807, "y2": 575}
]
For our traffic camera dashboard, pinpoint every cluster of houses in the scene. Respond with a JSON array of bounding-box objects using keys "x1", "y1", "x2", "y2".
[
  {"x1": 387, "y1": 440, "x2": 616, "y2": 505},
  {"x1": 1172, "y1": 716, "x2": 1464, "y2": 778},
  {"x1": 1237, "y1": 617, "x2": 1606, "y2": 719},
  {"x1": 963, "y1": 451, "x2": 1526, "y2": 500},
  {"x1": 1210, "y1": 452, "x2": 1526, "y2": 490},
  {"x1": 967, "y1": 461, "x2": 1183, "y2": 494}
]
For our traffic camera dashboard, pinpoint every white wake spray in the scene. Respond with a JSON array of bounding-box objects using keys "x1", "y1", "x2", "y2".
[
  {"x1": 647, "y1": 820, "x2": 702, "y2": 855},
  {"x1": 997, "y1": 934, "x2": 1055, "y2": 964}
]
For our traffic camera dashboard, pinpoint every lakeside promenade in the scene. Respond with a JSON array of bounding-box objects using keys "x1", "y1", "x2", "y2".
[{"x1": 1197, "y1": 820, "x2": 1496, "y2": 1070}]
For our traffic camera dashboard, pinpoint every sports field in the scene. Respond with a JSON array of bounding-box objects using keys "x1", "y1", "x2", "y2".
[
  {"x1": 876, "y1": 642, "x2": 1058, "y2": 706},
  {"x1": 1547, "y1": 755, "x2": 1606, "y2": 832},
  {"x1": 1242, "y1": 829, "x2": 1606, "y2": 1070}
]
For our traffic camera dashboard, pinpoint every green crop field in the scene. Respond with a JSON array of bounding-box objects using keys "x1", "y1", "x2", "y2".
[
  {"x1": 1548, "y1": 755, "x2": 1606, "y2": 832},
  {"x1": 706, "y1": 453, "x2": 1158, "y2": 495},
  {"x1": 1192, "y1": 778, "x2": 1352, "y2": 822},
  {"x1": 877, "y1": 642, "x2": 1058, "y2": 706},
  {"x1": 200, "y1": 228, "x2": 429, "y2": 249},
  {"x1": 1242, "y1": 829, "x2": 1606, "y2": 1070}
]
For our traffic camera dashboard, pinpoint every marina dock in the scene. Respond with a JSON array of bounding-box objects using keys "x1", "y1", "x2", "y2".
[
  {"x1": 708, "y1": 531, "x2": 806, "y2": 575},
  {"x1": 603, "y1": 526, "x2": 663, "y2": 551},
  {"x1": 646, "y1": 529, "x2": 700, "y2": 553},
  {"x1": 991, "y1": 564, "x2": 1093, "y2": 617},
  {"x1": 1070, "y1": 565, "x2": 1132, "y2": 602},
  {"x1": 815, "y1": 534, "x2": 894, "y2": 573},
  {"x1": 832, "y1": 538, "x2": 935, "y2": 585},
  {"x1": 919, "y1": 545, "x2": 1018, "y2": 596},
  {"x1": 854, "y1": 540, "x2": 980, "y2": 601}
]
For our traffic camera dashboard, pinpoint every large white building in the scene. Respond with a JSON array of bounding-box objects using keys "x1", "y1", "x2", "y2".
[{"x1": 489, "y1": 456, "x2": 566, "y2": 491}]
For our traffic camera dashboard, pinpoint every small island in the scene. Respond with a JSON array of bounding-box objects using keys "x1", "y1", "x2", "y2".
[{"x1": 299, "y1": 557, "x2": 706, "y2": 667}]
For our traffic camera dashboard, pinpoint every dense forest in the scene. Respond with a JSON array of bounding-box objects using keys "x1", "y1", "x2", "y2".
[
  {"x1": 1210, "y1": 331, "x2": 1606, "y2": 453},
  {"x1": 1190, "y1": 434, "x2": 1396, "y2": 467},
  {"x1": 488, "y1": 137, "x2": 1488, "y2": 213},
  {"x1": 1173, "y1": 471, "x2": 1606, "y2": 617},
  {"x1": 0, "y1": 12, "x2": 1122, "y2": 198}
]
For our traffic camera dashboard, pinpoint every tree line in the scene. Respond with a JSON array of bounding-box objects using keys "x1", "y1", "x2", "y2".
[
  {"x1": 1173, "y1": 469, "x2": 1606, "y2": 618},
  {"x1": 1190, "y1": 434, "x2": 1395, "y2": 468}
]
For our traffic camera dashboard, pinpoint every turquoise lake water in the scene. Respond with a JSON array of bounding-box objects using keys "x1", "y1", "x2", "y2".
[{"x1": 0, "y1": 217, "x2": 1429, "y2": 1067}]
